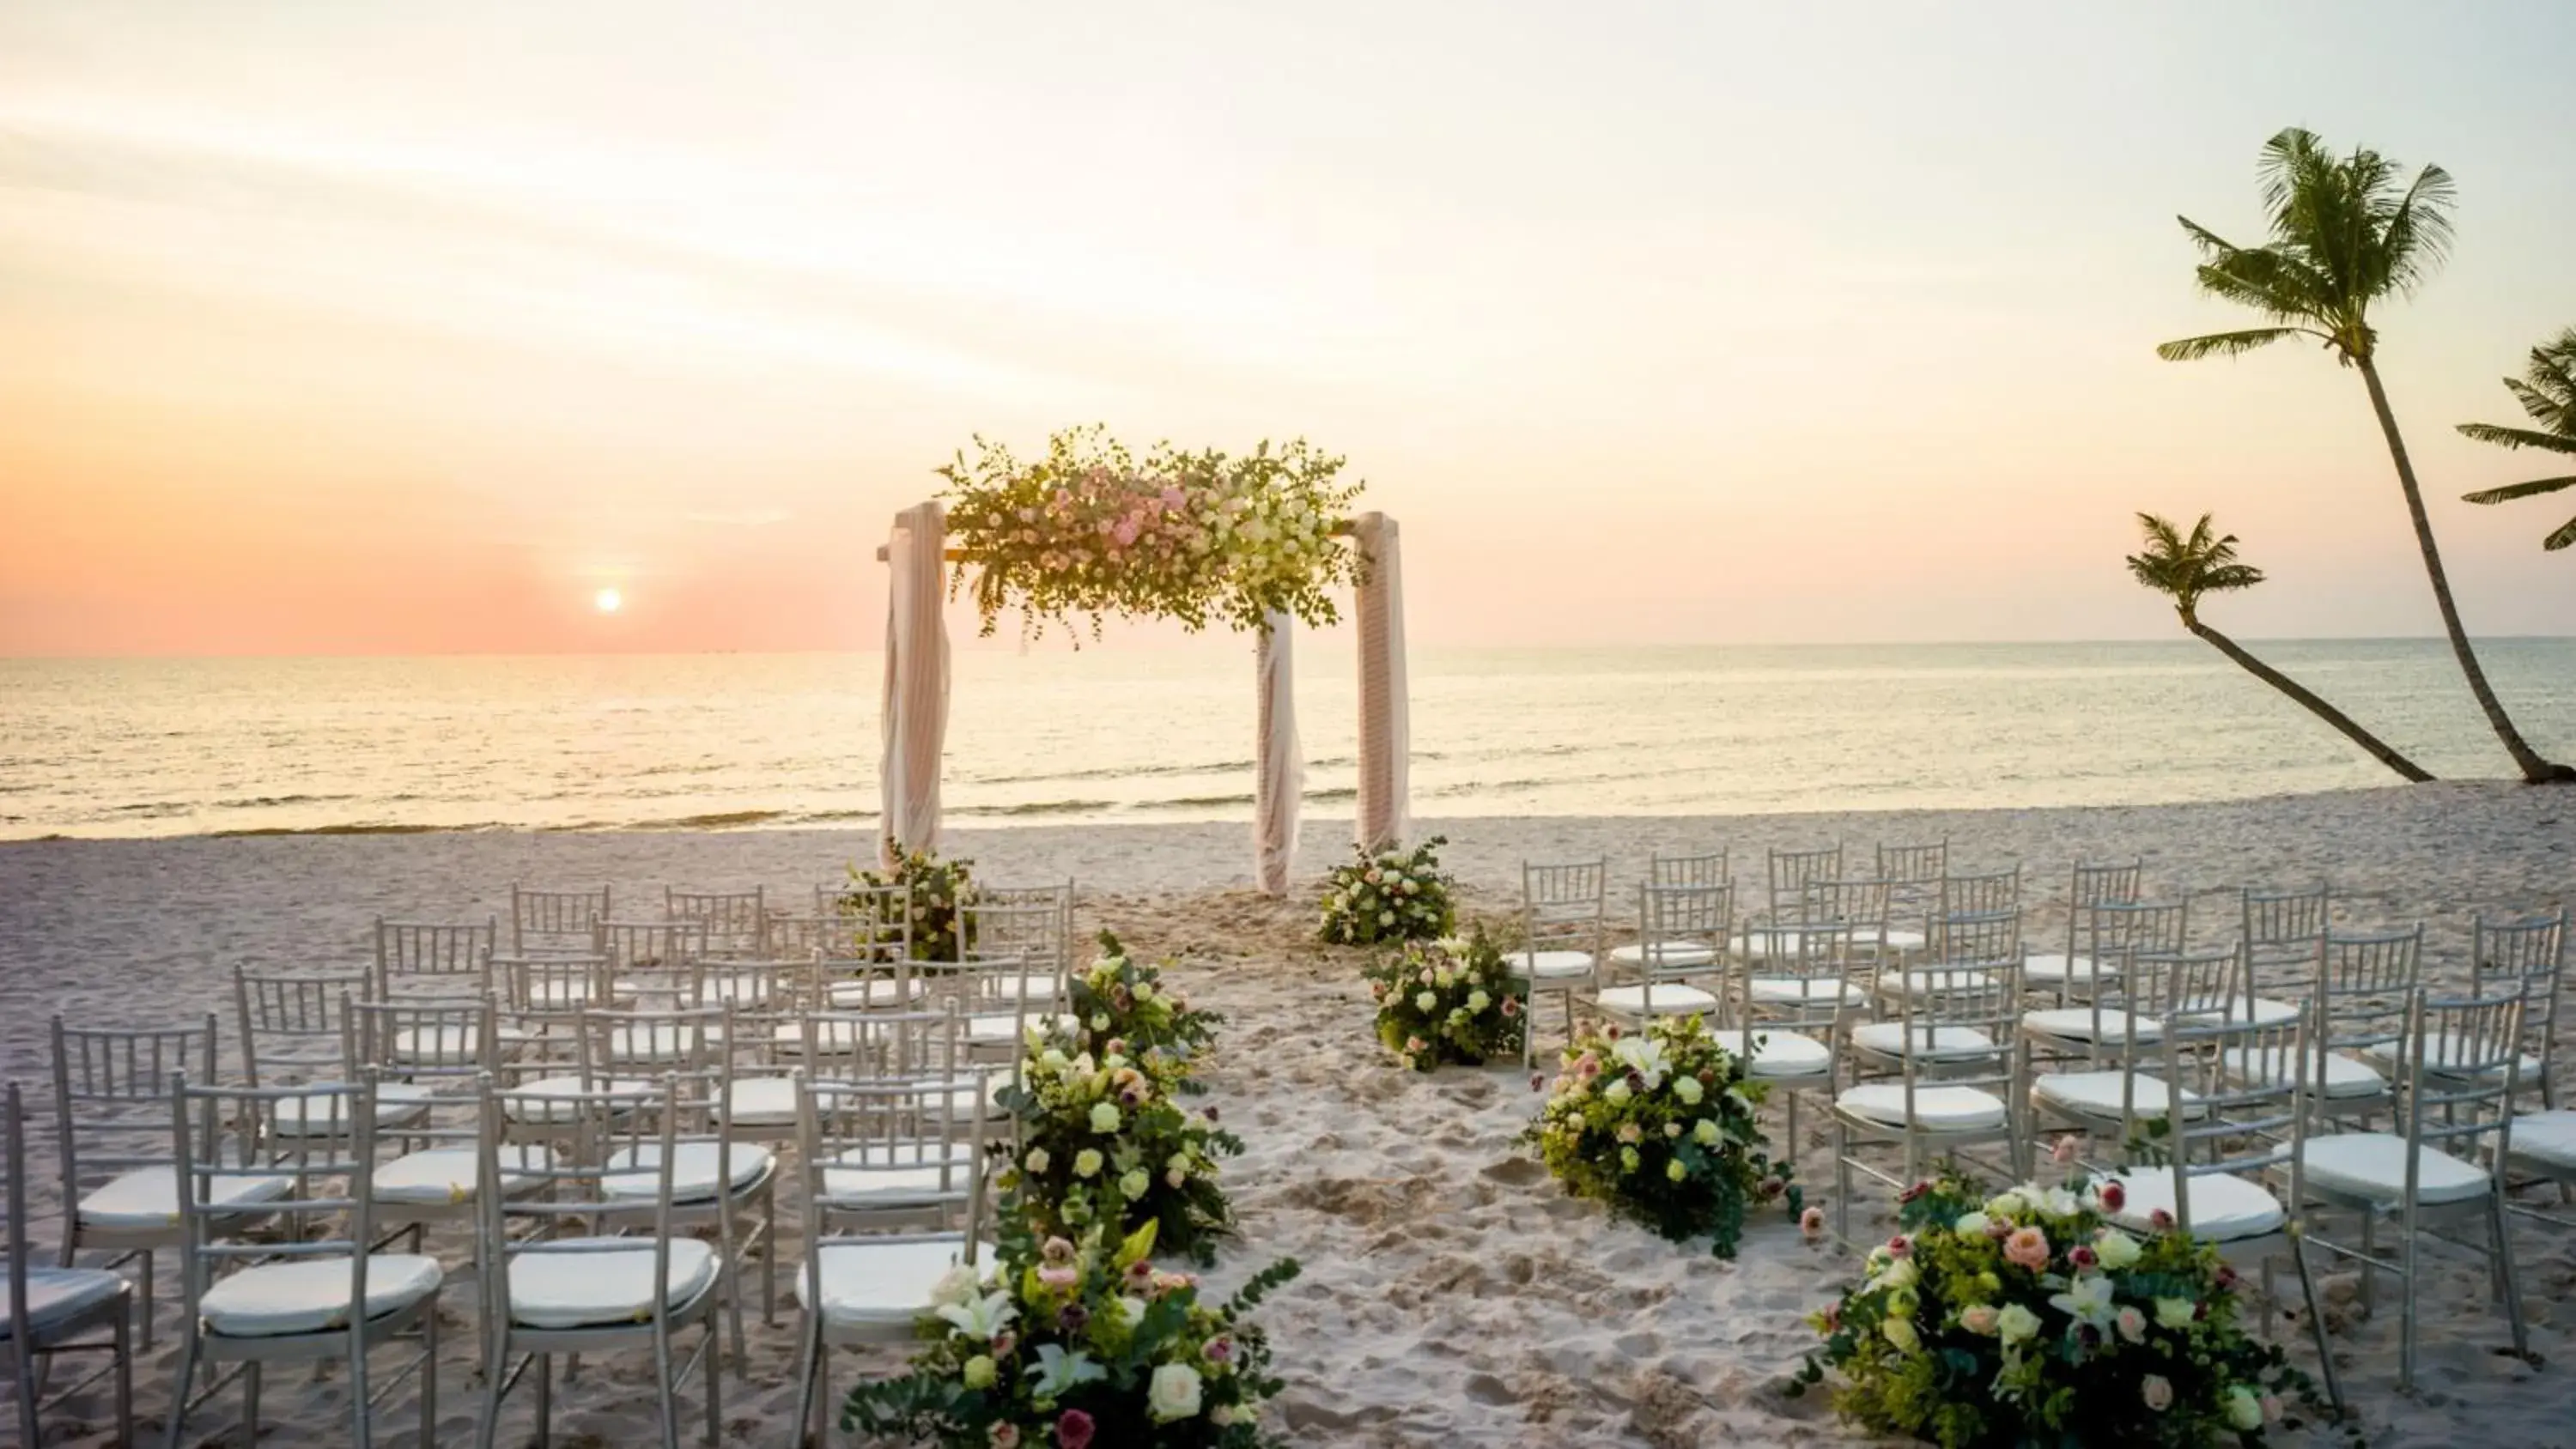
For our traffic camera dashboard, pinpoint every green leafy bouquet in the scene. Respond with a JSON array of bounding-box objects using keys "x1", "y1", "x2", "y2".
[
  {"x1": 997, "y1": 1035, "x2": 1244, "y2": 1266},
  {"x1": 1364, "y1": 928, "x2": 1525, "y2": 1070},
  {"x1": 1069, "y1": 931, "x2": 1224, "y2": 1070},
  {"x1": 940, "y1": 424, "x2": 1365, "y2": 641},
  {"x1": 1522, "y1": 1015, "x2": 1795, "y2": 1259},
  {"x1": 843, "y1": 849, "x2": 976, "y2": 961},
  {"x1": 843, "y1": 1216, "x2": 1302, "y2": 1448},
  {"x1": 1786, "y1": 1171, "x2": 2312, "y2": 1447},
  {"x1": 1318, "y1": 836, "x2": 1455, "y2": 947}
]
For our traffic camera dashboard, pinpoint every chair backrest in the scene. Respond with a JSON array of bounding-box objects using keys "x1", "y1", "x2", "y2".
[
  {"x1": 511, "y1": 886, "x2": 611, "y2": 954},
  {"x1": 345, "y1": 996, "x2": 495, "y2": 1091},
  {"x1": 172, "y1": 1077, "x2": 384, "y2": 1341},
  {"x1": 234, "y1": 966, "x2": 370, "y2": 1088},
  {"x1": 2473, "y1": 912, "x2": 2567, "y2": 1106},
  {"x1": 597, "y1": 920, "x2": 709, "y2": 998},
  {"x1": 666, "y1": 888, "x2": 767, "y2": 957},
  {"x1": 1522, "y1": 860, "x2": 1607, "y2": 961},
  {"x1": 1793, "y1": 877, "x2": 1892, "y2": 938},
  {"x1": 2076, "y1": 898, "x2": 2190, "y2": 981},
  {"x1": 493, "y1": 952, "x2": 613, "y2": 1019},
  {"x1": 2312, "y1": 927, "x2": 2422, "y2": 1060},
  {"x1": 1875, "y1": 839, "x2": 1948, "y2": 887},
  {"x1": 1888, "y1": 954, "x2": 2025, "y2": 1104},
  {"x1": 1935, "y1": 870, "x2": 2022, "y2": 927},
  {"x1": 822, "y1": 882, "x2": 912, "y2": 963},
  {"x1": 576, "y1": 1005, "x2": 728, "y2": 1076},
  {"x1": 2123, "y1": 944, "x2": 2240, "y2": 1028},
  {"x1": 797, "y1": 1006, "x2": 961, "y2": 1083},
  {"x1": 1648, "y1": 850, "x2": 1729, "y2": 889},
  {"x1": 2394, "y1": 988, "x2": 2524, "y2": 1196},
  {"x1": 2242, "y1": 882, "x2": 2330, "y2": 953},
  {"x1": 2151, "y1": 1006, "x2": 2310, "y2": 1238},
  {"x1": 761, "y1": 914, "x2": 840, "y2": 962},
  {"x1": 374, "y1": 917, "x2": 497, "y2": 998},
  {"x1": 1765, "y1": 845, "x2": 1843, "y2": 917},
  {"x1": 1633, "y1": 885, "x2": 1730, "y2": 1010},
  {"x1": 50, "y1": 1015, "x2": 219, "y2": 1208},
  {"x1": 796, "y1": 1046, "x2": 985, "y2": 1240},
  {"x1": 1926, "y1": 908, "x2": 2022, "y2": 973},
  {"x1": 2070, "y1": 859, "x2": 2145, "y2": 910},
  {"x1": 477, "y1": 1074, "x2": 684, "y2": 1328},
  {"x1": 962, "y1": 899, "x2": 1066, "y2": 975}
]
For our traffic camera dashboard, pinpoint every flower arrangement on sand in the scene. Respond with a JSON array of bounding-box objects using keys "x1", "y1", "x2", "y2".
[
  {"x1": 1319, "y1": 836, "x2": 1455, "y2": 947},
  {"x1": 1524, "y1": 1015, "x2": 1796, "y2": 1258},
  {"x1": 997, "y1": 1034, "x2": 1244, "y2": 1267},
  {"x1": 1363, "y1": 927, "x2": 1525, "y2": 1070},
  {"x1": 941, "y1": 424, "x2": 1364, "y2": 641},
  {"x1": 841, "y1": 1217, "x2": 1302, "y2": 1448},
  {"x1": 1068, "y1": 931, "x2": 1224, "y2": 1069},
  {"x1": 1786, "y1": 1171, "x2": 2312, "y2": 1447},
  {"x1": 842, "y1": 848, "x2": 975, "y2": 961}
]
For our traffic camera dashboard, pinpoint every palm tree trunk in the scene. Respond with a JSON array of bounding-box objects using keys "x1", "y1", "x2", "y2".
[
  {"x1": 2354, "y1": 356, "x2": 2573, "y2": 782},
  {"x1": 2187, "y1": 619, "x2": 2434, "y2": 781}
]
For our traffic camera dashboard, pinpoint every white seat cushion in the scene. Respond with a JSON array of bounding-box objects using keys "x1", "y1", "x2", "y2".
[
  {"x1": 2356, "y1": 1033, "x2": 2545, "y2": 1084},
  {"x1": 522, "y1": 979, "x2": 604, "y2": 1009},
  {"x1": 1607, "y1": 942, "x2": 1719, "y2": 969},
  {"x1": 1850, "y1": 1022, "x2": 1997, "y2": 1062},
  {"x1": 1593, "y1": 984, "x2": 1719, "y2": 1017},
  {"x1": 197, "y1": 1254, "x2": 443, "y2": 1337},
  {"x1": 0, "y1": 1268, "x2": 126, "y2": 1339},
  {"x1": 1877, "y1": 968, "x2": 1995, "y2": 998},
  {"x1": 821, "y1": 1146, "x2": 975, "y2": 1204},
  {"x1": 2105, "y1": 1167, "x2": 2287, "y2": 1243},
  {"x1": 2510, "y1": 1111, "x2": 2576, "y2": 1173},
  {"x1": 1737, "y1": 926, "x2": 1863, "y2": 961},
  {"x1": 78, "y1": 1166, "x2": 294, "y2": 1229},
  {"x1": 2298, "y1": 1132, "x2": 2490, "y2": 1206},
  {"x1": 601, "y1": 1142, "x2": 775, "y2": 1203},
  {"x1": 2176, "y1": 996, "x2": 2302, "y2": 1028},
  {"x1": 935, "y1": 1075, "x2": 1012, "y2": 1124},
  {"x1": 1739, "y1": 1028, "x2": 1834, "y2": 1080},
  {"x1": 388, "y1": 1026, "x2": 501, "y2": 1064},
  {"x1": 723, "y1": 1076, "x2": 802, "y2": 1128},
  {"x1": 996, "y1": 974, "x2": 1061, "y2": 1004},
  {"x1": 2021, "y1": 1007, "x2": 2161, "y2": 1044},
  {"x1": 966, "y1": 1013, "x2": 1059, "y2": 1044},
  {"x1": 2032, "y1": 1070, "x2": 2206, "y2": 1121},
  {"x1": 373, "y1": 1145, "x2": 551, "y2": 1205},
  {"x1": 599, "y1": 1023, "x2": 714, "y2": 1064},
  {"x1": 2219, "y1": 1047, "x2": 2387, "y2": 1100},
  {"x1": 826, "y1": 978, "x2": 923, "y2": 1009},
  {"x1": 507, "y1": 1237, "x2": 718, "y2": 1330},
  {"x1": 700, "y1": 973, "x2": 776, "y2": 1007},
  {"x1": 501, "y1": 1075, "x2": 653, "y2": 1124},
  {"x1": 1747, "y1": 977, "x2": 1868, "y2": 1007},
  {"x1": 1505, "y1": 950, "x2": 1595, "y2": 980},
  {"x1": 2022, "y1": 952, "x2": 2109, "y2": 985},
  {"x1": 793, "y1": 1236, "x2": 984, "y2": 1331},
  {"x1": 1879, "y1": 928, "x2": 1929, "y2": 952},
  {"x1": 272, "y1": 1081, "x2": 437, "y2": 1137},
  {"x1": 1837, "y1": 1082, "x2": 2009, "y2": 1131}
]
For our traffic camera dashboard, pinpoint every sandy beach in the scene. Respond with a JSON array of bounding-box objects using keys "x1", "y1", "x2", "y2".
[{"x1": 6, "y1": 782, "x2": 2573, "y2": 1448}]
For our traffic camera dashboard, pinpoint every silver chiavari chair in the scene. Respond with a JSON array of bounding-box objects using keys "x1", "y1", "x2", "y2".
[
  {"x1": 2024, "y1": 858, "x2": 2143, "y2": 1005},
  {"x1": 5, "y1": 1078, "x2": 134, "y2": 1448},
  {"x1": 1513, "y1": 858, "x2": 1607, "y2": 1067},
  {"x1": 666, "y1": 888, "x2": 767, "y2": 960},
  {"x1": 373, "y1": 917, "x2": 498, "y2": 1001},
  {"x1": 508, "y1": 885, "x2": 611, "y2": 955}
]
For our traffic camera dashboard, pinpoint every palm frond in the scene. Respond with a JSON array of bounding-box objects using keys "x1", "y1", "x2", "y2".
[
  {"x1": 2379, "y1": 161, "x2": 2458, "y2": 294},
  {"x1": 2462, "y1": 475, "x2": 2576, "y2": 505},
  {"x1": 2547, "y1": 514, "x2": 2576, "y2": 551},
  {"x1": 2156, "y1": 328, "x2": 2307, "y2": 361},
  {"x1": 2456, "y1": 422, "x2": 2576, "y2": 454},
  {"x1": 2198, "y1": 562, "x2": 2266, "y2": 592},
  {"x1": 2502, "y1": 379, "x2": 2575, "y2": 432}
]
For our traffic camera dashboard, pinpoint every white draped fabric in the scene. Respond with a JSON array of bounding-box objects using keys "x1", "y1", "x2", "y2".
[
  {"x1": 878, "y1": 501, "x2": 951, "y2": 869},
  {"x1": 1353, "y1": 512, "x2": 1411, "y2": 852},
  {"x1": 1254, "y1": 610, "x2": 1302, "y2": 895}
]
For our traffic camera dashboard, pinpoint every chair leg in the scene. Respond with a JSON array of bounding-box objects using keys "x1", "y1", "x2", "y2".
[
  {"x1": 654, "y1": 1332, "x2": 682, "y2": 1449},
  {"x1": 113, "y1": 1305, "x2": 136, "y2": 1449},
  {"x1": 244, "y1": 1361, "x2": 263, "y2": 1445},
  {"x1": 790, "y1": 1318, "x2": 821, "y2": 1449},
  {"x1": 1832, "y1": 1123, "x2": 1852, "y2": 1247},
  {"x1": 137, "y1": 1249, "x2": 157, "y2": 1353},
  {"x1": 2491, "y1": 1193, "x2": 2530, "y2": 1363},
  {"x1": 703, "y1": 1321, "x2": 723, "y2": 1446},
  {"x1": 473, "y1": 1343, "x2": 505, "y2": 1449},
  {"x1": 535, "y1": 1350, "x2": 553, "y2": 1449},
  {"x1": 19, "y1": 1349, "x2": 46, "y2": 1449},
  {"x1": 2359, "y1": 1211, "x2": 2378, "y2": 1318},
  {"x1": 417, "y1": 1304, "x2": 440, "y2": 1449},
  {"x1": 2290, "y1": 1229, "x2": 2344, "y2": 1417},
  {"x1": 2397, "y1": 1214, "x2": 2420, "y2": 1394},
  {"x1": 162, "y1": 1327, "x2": 200, "y2": 1449},
  {"x1": 760, "y1": 1191, "x2": 778, "y2": 1330}
]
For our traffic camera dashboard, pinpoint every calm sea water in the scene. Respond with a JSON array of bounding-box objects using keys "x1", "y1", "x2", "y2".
[{"x1": 4, "y1": 641, "x2": 2573, "y2": 840}]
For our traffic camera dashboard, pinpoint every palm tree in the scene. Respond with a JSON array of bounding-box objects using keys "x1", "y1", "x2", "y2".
[
  {"x1": 2157, "y1": 127, "x2": 2572, "y2": 782},
  {"x1": 2127, "y1": 512, "x2": 2432, "y2": 782},
  {"x1": 2458, "y1": 328, "x2": 2576, "y2": 549}
]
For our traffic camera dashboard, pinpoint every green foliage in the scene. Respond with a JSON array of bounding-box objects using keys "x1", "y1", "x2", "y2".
[
  {"x1": 2458, "y1": 328, "x2": 2576, "y2": 550},
  {"x1": 996, "y1": 1022, "x2": 1243, "y2": 1267},
  {"x1": 1319, "y1": 836, "x2": 1456, "y2": 947},
  {"x1": 2124, "y1": 513, "x2": 2265, "y2": 627},
  {"x1": 2157, "y1": 127, "x2": 2455, "y2": 367},
  {"x1": 841, "y1": 1215, "x2": 1302, "y2": 1448},
  {"x1": 940, "y1": 424, "x2": 1366, "y2": 642},
  {"x1": 1521, "y1": 1015, "x2": 1796, "y2": 1259},
  {"x1": 1363, "y1": 926, "x2": 1526, "y2": 1070},
  {"x1": 1068, "y1": 931, "x2": 1225, "y2": 1069},
  {"x1": 1788, "y1": 1170, "x2": 2315, "y2": 1448},
  {"x1": 844, "y1": 849, "x2": 976, "y2": 961}
]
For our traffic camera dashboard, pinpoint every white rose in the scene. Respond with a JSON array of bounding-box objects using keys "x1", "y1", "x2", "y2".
[
  {"x1": 1604, "y1": 1079, "x2": 1632, "y2": 1105},
  {"x1": 1673, "y1": 1076, "x2": 1704, "y2": 1105},
  {"x1": 1880, "y1": 1316, "x2": 1919, "y2": 1353},
  {"x1": 1996, "y1": 1303, "x2": 2041, "y2": 1344},
  {"x1": 1951, "y1": 1211, "x2": 1989, "y2": 1238},
  {"x1": 2225, "y1": 1387, "x2": 2263, "y2": 1431},
  {"x1": 1147, "y1": 1362, "x2": 1205, "y2": 1422},
  {"x1": 1380, "y1": 911, "x2": 1396, "y2": 927},
  {"x1": 1466, "y1": 990, "x2": 1491, "y2": 1012},
  {"x1": 2154, "y1": 1296, "x2": 2196, "y2": 1330},
  {"x1": 2093, "y1": 1228, "x2": 2142, "y2": 1271},
  {"x1": 1415, "y1": 991, "x2": 1437, "y2": 1013}
]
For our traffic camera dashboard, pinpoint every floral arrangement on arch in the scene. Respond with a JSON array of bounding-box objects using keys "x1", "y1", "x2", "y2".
[
  {"x1": 1364, "y1": 927, "x2": 1525, "y2": 1070},
  {"x1": 1784, "y1": 1170, "x2": 2312, "y2": 1448},
  {"x1": 841, "y1": 1217, "x2": 1302, "y2": 1448},
  {"x1": 1522, "y1": 1015, "x2": 1797, "y2": 1259},
  {"x1": 997, "y1": 1034, "x2": 1244, "y2": 1266},
  {"x1": 1069, "y1": 931, "x2": 1224, "y2": 1071},
  {"x1": 843, "y1": 849, "x2": 976, "y2": 961},
  {"x1": 1318, "y1": 836, "x2": 1456, "y2": 947},
  {"x1": 940, "y1": 425, "x2": 1365, "y2": 641}
]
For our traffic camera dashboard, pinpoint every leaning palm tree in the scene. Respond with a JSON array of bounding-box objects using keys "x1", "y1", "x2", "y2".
[
  {"x1": 2127, "y1": 512, "x2": 2432, "y2": 782},
  {"x1": 2158, "y1": 127, "x2": 2571, "y2": 782},
  {"x1": 2458, "y1": 327, "x2": 2576, "y2": 549}
]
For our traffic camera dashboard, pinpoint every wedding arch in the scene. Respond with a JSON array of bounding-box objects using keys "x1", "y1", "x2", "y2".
[{"x1": 875, "y1": 426, "x2": 1411, "y2": 895}]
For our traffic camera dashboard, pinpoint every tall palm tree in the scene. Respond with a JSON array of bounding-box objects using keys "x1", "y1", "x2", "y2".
[
  {"x1": 2157, "y1": 127, "x2": 2572, "y2": 782},
  {"x1": 2458, "y1": 327, "x2": 2576, "y2": 549},
  {"x1": 2127, "y1": 512, "x2": 2433, "y2": 782}
]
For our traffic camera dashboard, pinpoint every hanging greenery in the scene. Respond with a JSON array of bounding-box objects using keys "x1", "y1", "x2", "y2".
[{"x1": 939, "y1": 425, "x2": 1365, "y2": 641}]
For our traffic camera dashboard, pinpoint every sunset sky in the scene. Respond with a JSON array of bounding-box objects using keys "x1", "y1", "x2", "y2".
[{"x1": 3, "y1": 1, "x2": 2573, "y2": 655}]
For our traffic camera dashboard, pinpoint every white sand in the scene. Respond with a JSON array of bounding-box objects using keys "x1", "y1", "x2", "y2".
[{"x1": 5, "y1": 782, "x2": 2573, "y2": 1447}]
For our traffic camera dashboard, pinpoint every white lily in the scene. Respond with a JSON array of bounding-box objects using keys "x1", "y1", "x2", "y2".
[
  {"x1": 1026, "y1": 1343, "x2": 1108, "y2": 1397},
  {"x1": 2047, "y1": 1273, "x2": 2117, "y2": 1333},
  {"x1": 932, "y1": 1288, "x2": 1016, "y2": 1342}
]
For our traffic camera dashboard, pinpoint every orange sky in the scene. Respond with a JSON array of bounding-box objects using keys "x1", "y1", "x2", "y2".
[{"x1": 4, "y1": 2, "x2": 2574, "y2": 655}]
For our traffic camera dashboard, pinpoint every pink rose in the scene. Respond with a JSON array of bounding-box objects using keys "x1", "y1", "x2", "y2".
[
  {"x1": 1057, "y1": 1408, "x2": 1095, "y2": 1449},
  {"x1": 1886, "y1": 1234, "x2": 1911, "y2": 1258},
  {"x1": 1204, "y1": 1335, "x2": 1234, "y2": 1364},
  {"x1": 1500, "y1": 995, "x2": 1520, "y2": 1018},
  {"x1": 2149, "y1": 1207, "x2": 2175, "y2": 1231},
  {"x1": 1960, "y1": 1305, "x2": 2000, "y2": 1335},
  {"x1": 991, "y1": 1425, "x2": 1021, "y2": 1448},
  {"x1": 2003, "y1": 1226, "x2": 2050, "y2": 1271},
  {"x1": 2141, "y1": 1375, "x2": 2173, "y2": 1412},
  {"x1": 2098, "y1": 1180, "x2": 2127, "y2": 1213},
  {"x1": 2068, "y1": 1245, "x2": 2098, "y2": 1270},
  {"x1": 1800, "y1": 1206, "x2": 1826, "y2": 1240},
  {"x1": 2050, "y1": 1137, "x2": 2079, "y2": 1166}
]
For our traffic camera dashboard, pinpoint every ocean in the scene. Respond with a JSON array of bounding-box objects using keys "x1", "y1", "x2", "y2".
[{"x1": 4, "y1": 640, "x2": 2573, "y2": 841}]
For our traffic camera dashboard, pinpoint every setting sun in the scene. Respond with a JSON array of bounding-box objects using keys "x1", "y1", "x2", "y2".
[{"x1": 594, "y1": 587, "x2": 623, "y2": 614}]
